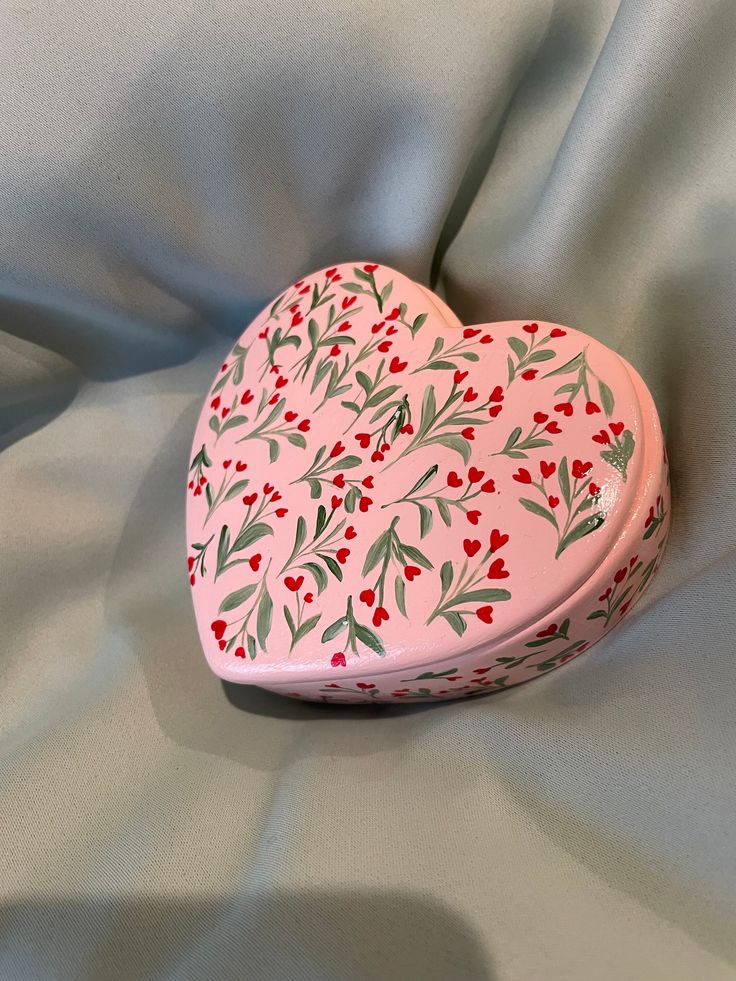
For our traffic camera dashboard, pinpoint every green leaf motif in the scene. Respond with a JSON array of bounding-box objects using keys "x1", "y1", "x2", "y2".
[
  {"x1": 219, "y1": 583, "x2": 257, "y2": 613},
  {"x1": 401, "y1": 544, "x2": 433, "y2": 571},
  {"x1": 405, "y1": 464, "x2": 438, "y2": 498},
  {"x1": 556, "y1": 512, "x2": 606, "y2": 557},
  {"x1": 436, "y1": 498, "x2": 452, "y2": 526},
  {"x1": 362, "y1": 531, "x2": 389, "y2": 576},
  {"x1": 286, "y1": 432, "x2": 307, "y2": 448},
  {"x1": 321, "y1": 617, "x2": 347, "y2": 643},
  {"x1": 354, "y1": 624, "x2": 385, "y2": 656},
  {"x1": 440, "y1": 560, "x2": 454, "y2": 594},
  {"x1": 394, "y1": 576, "x2": 407, "y2": 617},
  {"x1": 224, "y1": 479, "x2": 251, "y2": 502},
  {"x1": 443, "y1": 611, "x2": 467, "y2": 637},
  {"x1": 232, "y1": 521, "x2": 273, "y2": 553},
  {"x1": 425, "y1": 434, "x2": 471, "y2": 464},
  {"x1": 601, "y1": 430, "x2": 635, "y2": 482},
  {"x1": 558, "y1": 456, "x2": 571, "y2": 508},
  {"x1": 598, "y1": 379, "x2": 615, "y2": 417},
  {"x1": 508, "y1": 336, "x2": 527, "y2": 359},
  {"x1": 519, "y1": 498, "x2": 558, "y2": 527},
  {"x1": 302, "y1": 561, "x2": 328, "y2": 594},
  {"x1": 544, "y1": 352, "x2": 583, "y2": 377},
  {"x1": 319, "y1": 553, "x2": 343, "y2": 581},
  {"x1": 256, "y1": 588, "x2": 273, "y2": 651},
  {"x1": 453, "y1": 589, "x2": 511, "y2": 605},
  {"x1": 526, "y1": 349, "x2": 555, "y2": 364},
  {"x1": 418, "y1": 503, "x2": 433, "y2": 538},
  {"x1": 293, "y1": 614, "x2": 322, "y2": 647}
]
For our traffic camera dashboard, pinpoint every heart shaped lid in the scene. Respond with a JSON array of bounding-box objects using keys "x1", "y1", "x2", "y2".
[{"x1": 187, "y1": 263, "x2": 645, "y2": 684}]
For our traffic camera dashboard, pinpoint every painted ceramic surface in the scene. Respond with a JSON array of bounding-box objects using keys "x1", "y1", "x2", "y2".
[{"x1": 186, "y1": 263, "x2": 670, "y2": 702}]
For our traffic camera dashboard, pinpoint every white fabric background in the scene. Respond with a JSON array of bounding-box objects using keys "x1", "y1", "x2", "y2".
[{"x1": 1, "y1": 1, "x2": 735, "y2": 978}]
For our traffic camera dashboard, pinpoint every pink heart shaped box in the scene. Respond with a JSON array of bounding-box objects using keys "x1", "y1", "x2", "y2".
[{"x1": 186, "y1": 263, "x2": 670, "y2": 703}]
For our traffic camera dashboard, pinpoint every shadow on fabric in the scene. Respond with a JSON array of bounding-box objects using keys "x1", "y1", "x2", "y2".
[{"x1": 0, "y1": 888, "x2": 495, "y2": 981}]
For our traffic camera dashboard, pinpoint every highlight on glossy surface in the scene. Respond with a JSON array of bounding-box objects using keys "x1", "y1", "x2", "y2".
[{"x1": 186, "y1": 263, "x2": 670, "y2": 703}]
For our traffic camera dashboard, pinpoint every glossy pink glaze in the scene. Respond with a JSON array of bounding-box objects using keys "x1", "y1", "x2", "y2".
[{"x1": 186, "y1": 263, "x2": 670, "y2": 703}]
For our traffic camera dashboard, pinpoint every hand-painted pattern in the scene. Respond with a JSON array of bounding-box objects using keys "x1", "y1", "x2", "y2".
[{"x1": 187, "y1": 262, "x2": 662, "y2": 698}]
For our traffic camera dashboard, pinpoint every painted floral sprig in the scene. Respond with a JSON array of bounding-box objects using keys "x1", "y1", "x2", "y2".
[
  {"x1": 643, "y1": 493, "x2": 667, "y2": 540},
  {"x1": 311, "y1": 323, "x2": 399, "y2": 410},
  {"x1": 210, "y1": 342, "x2": 249, "y2": 398},
  {"x1": 203, "y1": 458, "x2": 250, "y2": 524},
  {"x1": 410, "y1": 326, "x2": 491, "y2": 374},
  {"x1": 291, "y1": 297, "x2": 361, "y2": 385},
  {"x1": 257, "y1": 269, "x2": 344, "y2": 377},
  {"x1": 281, "y1": 577, "x2": 322, "y2": 652},
  {"x1": 506, "y1": 323, "x2": 566, "y2": 385},
  {"x1": 293, "y1": 441, "x2": 363, "y2": 499},
  {"x1": 353, "y1": 394, "x2": 412, "y2": 461},
  {"x1": 279, "y1": 501, "x2": 356, "y2": 589},
  {"x1": 426, "y1": 528, "x2": 512, "y2": 636},
  {"x1": 210, "y1": 563, "x2": 273, "y2": 659},
  {"x1": 513, "y1": 457, "x2": 605, "y2": 558},
  {"x1": 385, "y1": 463, "x2": 496, "y2": 537},
  {"x1": 214, "y1": 482, "x2": 289, "y2": 579},
  {"x1": 341, "y1": 357, "x2": 402, "y2": 430},
  {"x1": 321, "y1": 595, "x2": 385, "y2": 659},
  {"x1": 383, "y1": 373, "x2": 501, "y2": 470},
  {"x1": 235, "y1": 394, "x2": 310, "y2": 463},
  {"x1": 187, "y1": 535, "x2": 214, "y2": 586},
  {"x1": 592, "y1": 420, "x2": 635, "y2": 481},
  {"x1": 543, "y1": 346, "x2": 615, "y2": 417},
  {"x1": 188, "y1": 444, "x2": 211, "y2": 501},
  {"x1": 495, "y1": 409, "x2": 563, "y2": 459},
  {"x1": 359, "y1": 515, "x2": 433, "y2": 628},
  {"x1": 340, "y1": 265, "x2": 428, "y2": 337},
  {"x1": 586, "y1": 555, "x2": 643, "y2": 626},
  {"x1": 320, "y1": 681, "x2": 381, "y2": 698}
]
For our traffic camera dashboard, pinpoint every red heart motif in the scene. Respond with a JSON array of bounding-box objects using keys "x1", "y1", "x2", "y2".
[
  {"x1": 386, "y1": 325, "x2": 398, "y2": 336},
  {"x1": 489, "y1": 529, "x2": 509, "y2": 552},
  {"x1": 249, "y1": 554, "x2": 261, "y2": 572},
  {"x1": 610, "y1": 421, "x2": 625, "y2": 436},
  {"x1": 236, "y1": 461, "x2": 247, "y2": 471},
  {"x1": 331, "y1": 495, "x2": 343, "y2": 509},
  {"x1": 330, "y1": 441, "x2": 345, "y2": 458},
  {"x1": 210, "y1": 619, "x2": 227, "y2": 640},
  {"x1": 284, "y1": 575, "x2": 304, "y2": 592},
  {"x1": 571, "y1": 459, "x2": 593, "y2": 479},
  {"x1": 333, "y1": 473, "x2": 346, "y2": 488},
  {"x1": 463, "y1": 328, "x2": 481, "y2": 339},
  {"x1": 336, "y1": 548, "x2": 350, "y2": 564},
  {"x1": 222, "y1": 407, "x2": 230, "y2": 418},
  {"x1": 342, "y1": 295, "x2": 356, "y2": 310},
  {"x1": 448, "y1": 471, "x2": 463, "y2": 488},
  {"x1": 303, "y1": 593, "x2": 314, "y2": 604},
  {"x1": 242, "y1": 493, "x2": 257, "y2": 506},
  {"x1": 338, "y1": 321, "x2": 352, "y2": 332},
  {"x1": 359, "y1": 589, "x2": 375, "y2": 606},
  {"x1": 533, "y1": 411, "x2": 548, "y2": 424},
  {"x1": 545, "y1": 421, "x2": 562, "y2": 434},
  {"x1": 513, "y1": 468, "x2": 532, "y2": 484},
  {"x1": 223, "y1": 459, "x2": 232, "y2": 469},
  {"x1": 362, "y1": 476, "x2": 374, "y2": 489},
  {"x1": 371, "y1": 451, "x2": 384, "y2": 463},
  {"x1": 463, "y1": 388, "x2": 478, "y2": 402},
  {"x1": 481, "y1": 478, "x2": 495, "y2": 493},
  {"x1": 521, "y1": 369, "x2": 537, "y2": 380},
  {"x1": 468, "y1": 467, "x2": 484, "y2": 483},
  {"x1": 548, "y1": 495, "x2": 560, "y2": 508},
  {"x1": 389, "y1": 357, "x2": 407, "y2": 373},
  {"x1": 234, "y1": 647, "x2": 246, "y2": 658},
  {"x1": 386, "y1": 307, "x2": 401, "y2": 321},
  {"x1": 357, "y1": 682, "x2": 376, "y2": 690},
  {"x1": 467, "y1": 510, "x2": 481, "y2": 525},
  {"x1": 377, "y1": 340, "x2": 392, "y2": 353},
  {"x1": 454, "y1": 370, "x2": 468, "y2": 384},
  {"x1": 275, "y1": 508, "x2": 288, "y2": 517},
  {"x1": 550, "y1": 328, "x2": 566, "y2": 338},
  {"x1": 331, "y1": 652, "x2": 346, "y2": 667},
  {"x1": 555, "y1": 402, "x2": 574, "y2": 416},
  {"x1": 263, "y1": 483, "x2": 274, "y2": 495},
  {"x1": 404, "y1": 565, "x2": 421, "y2": 581},
  {"x1": 461, "y1": 427, "x2": 475, "y2": 440},
  {"x1": 372, "y1": 606, "x2": 390, "y2": 626},
  {"x1": 592, "y1": 431, "x2": 610, "y2": 444},
  {"x1": 480, "y1": 334, "x2": 493, "y2": 344},
  {"x1": 359, "y1": 497, "x2": 373, "y2": 512},
  {"x1": 355, "y1": 433, "x2": 370, "y2": 448},
  {"x1": 537, "y1": 622, "x2": 558, "y2": 637},
  {"x1": 297, "y1": 419, "x2": 311, "y2": 432},
  {"x1": 329, "y1": 345, "x2": 340, "y2": 357},
  {"x1": 284, "y1": 410, "x2": 298, "y2": 422},
  {"x1": 241, "y1": 390, "x2": 254, "y2": 405},
  {"x1": 487, "y1": 558, "x2": 509, "y2": 579},
  {"x1": 523, "y1": 323, "x2": 538, "y2": 334},
  {"x1": 540, "y1": 460, "x2": 556, "y2": 479},
  {"x1": 489, "y1": 386, "x2": 504, "y2": 402},
  {"x1": 585, "y1": 401, "x2": 601, "y2": 414},
  {"x1": 488, "y1": 405, "x2": 503, "y2": 418},
  {"x1": 476, "y1": 606, "x2": 494, "y2": 624},
  {"x1": 371, "y1": 322, "x2": 384, "y2": 334},
  {"x1": 345, "y1": 525, "x2": 357, "y2": 540},
  {"x1": 363, "y1": 263, "x2": 379, "y2": 272},
  {"x1": 463, "y1": 539, "x2": 481, "y2": 557}
]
